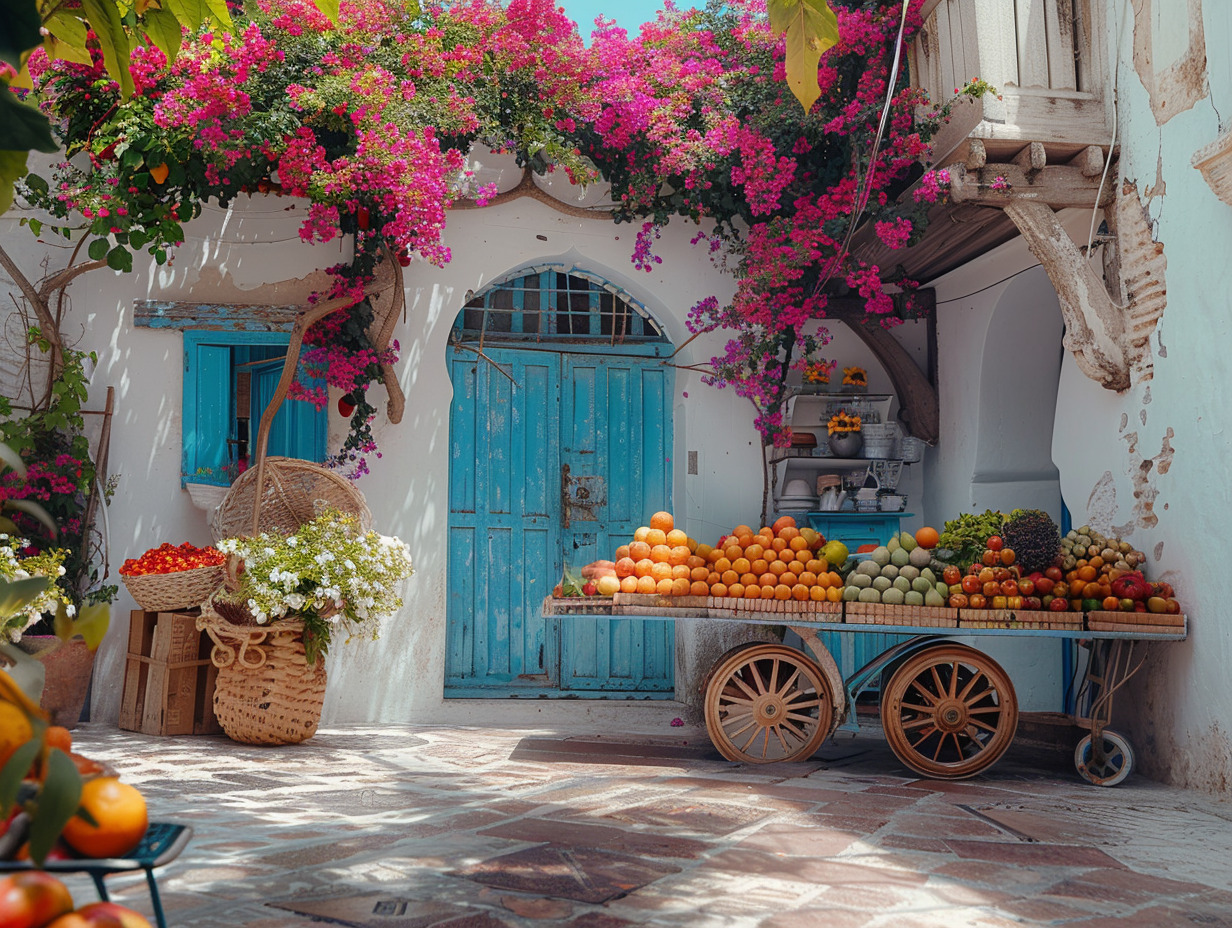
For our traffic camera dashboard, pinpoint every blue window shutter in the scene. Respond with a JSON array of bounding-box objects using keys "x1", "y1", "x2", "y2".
[
  {"x1": 251, "y1": 360, "x2": 326, "y2": 463},
  {"x1": 185, "y1": 344, "x2": 232, "y2": 483}
]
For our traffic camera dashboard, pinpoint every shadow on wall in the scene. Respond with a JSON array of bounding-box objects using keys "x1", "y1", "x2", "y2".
[{"x1": 970, "y1": 267, "x2": 1065, "y2": 520}]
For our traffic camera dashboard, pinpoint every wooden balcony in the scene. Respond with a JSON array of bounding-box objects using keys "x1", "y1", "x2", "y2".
[{"x1": 913, "y1": 0, "x2": 1112, "y2": 159}]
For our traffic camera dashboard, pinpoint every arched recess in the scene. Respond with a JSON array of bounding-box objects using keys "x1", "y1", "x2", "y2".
[
  {"x1": 445, "y1": 265, "x2": 677, "y2": 697},
  {"x1": 970, "y1": 267, "x2": 1066, "y2": 518}
]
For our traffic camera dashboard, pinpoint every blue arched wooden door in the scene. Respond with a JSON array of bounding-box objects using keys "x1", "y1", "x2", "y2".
[{"x1": 446, "y1": 269, "x2": 675, "y2": 697}]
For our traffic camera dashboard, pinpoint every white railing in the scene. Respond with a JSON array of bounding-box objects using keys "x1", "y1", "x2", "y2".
[{"x1": 912, "y1": 0, "x2": 1111, "y2": 147}]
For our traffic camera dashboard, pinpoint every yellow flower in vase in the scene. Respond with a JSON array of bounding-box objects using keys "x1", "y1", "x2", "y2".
[
  {"x1": 826, "y1": 411, "x2": 862, "y2": 435},
  {"x1": 803, "y1": 360, "x2": 836, "y2": 386},
  {"x1": 841, "y1": 366, "x2": 868, "y2": 393}
]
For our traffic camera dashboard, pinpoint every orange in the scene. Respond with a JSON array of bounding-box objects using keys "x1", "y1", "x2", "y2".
[
  {"x1": 671, "y1": 578, "x2": 691, "y2": 596},
  {"x1": 768, "y1": 560, "x2": 788, "y2": 576},
  {"x1": 810, "y1": 585, "x2": 827, "y2": 602},
  {"x1": 669, "y1": 546, "x2": 692, "y2": 566},
  {"x1": 651, "y1": 562, "x2": 673, "y2": 582},
  {"x1": 774, "y1": 584, "x2": 792, "y2": 600},
  {"x1": 62, "y1": 777, "x2": 148, "y2": 859},
  {"x1": 727, "y1": 582, "x2": 745, "y2": 598},
  {"x1": 744, "y1": 585, "x2": 762, "y2": 599},
  {"x1": 633, "y1": 526, "x2": 652, "y2": 543},
  {"x1": 0, "y1": 702, "x2": 34, "y2": 772},
  {"x1": 695, "y1": 544, "x2": 713, "y2": 560},
  {"x1": 690, "y1": 580, "x2": 710, "y2": 596},
  {"x1": 731, "y1": 557, "x2": 751, "y2": 575},
  {"x1": 779, "y1": 526, "x2": 800, "y2": 542},
  {"x1": 792, "y1": 584, "x2": 809, "y2": 601},
  {"x1": 615, "y1": 557, "x2": 637, "y2": 579},
  {"x1": 671, "y1": 564, "x2": 691, "y2": 581},
  {"x1": 619, "y1": 576, "x2": 638, "y2": 593},
  {"x1": 739, "y1": 572, "x2": 758, "y2": 586},
  {"x1": 1077, "y1": 565, "x2": 1097, "y2": 582},
  {"x1": 45, "y1": 726, "x2": 72, "y2": 755},
  {"x1": 645, "y1": 529, "x2": 668, "y2": 547},
  {"x1": 650, "y1": 544, "x2": 672, "y2": 563},
  {"x1": 714, "y1": 557, "x2": 732, "y2": 574},
  {"x1": 705, "y1": 548, "x2": 723, "y2": 564},
  {"x1": 732, "y1": 524, "x2": 753, "y2": 539},
  {"x1": 781, "y1": 571, "x2": 798, "y2": 586},
  {"x1": 772, "y1": 516, "x2": 797, "y2": 533},
  {"x1": 721, "y1": 570, "x2": 739, "y2": 586},
  {"x1": 656, "y1": 578, "x2": 675, "y2": 595},
  {"x1": 636, "y1": 576, "x2": 656, "y2": 594},
  {"x1": 710, "y1": 582, "x2": 728, "y2": 598},
  {"x1": 806, "y1": 558, "x2": 826, "y2": 575},
  {"x1": 724, "y1": 544, "x2": 744, "y2": 562},
  {"x1": 742, "y1": 543, "x2": 764, "y2": 561},
  {"x1": 650, "y1": 511, "x2": 675, "y2": 532},
  {"x1": 707, "y1": 571, "x2": 721, "y2": 585},
  {"x1": 690, "y1": 566, "x2": 710, "y2": 582},
  {"x1": 666, "y1": 529, "x2": 689, "y2": 548},
  {"x1": 634, "y1": 558, "x2": 654, "y2": 578},
  {"x1": 629, "y1": 541, "x2": 652, "y2": 561},
  {"x1": 686, "y1": 537, "x2": 699, "y2": 553},
  {"x1": 789, "y1": 535, "x2": 809, "y2": 552},
  {"x1": 771, "y1": 537, "x2": 788, "y2": 553},
  {"x1": 798, "y1": 571, "x2": 818, "y2": 587},
  {"x1": 614, "y1": 544, "x2": 631, "y2": 561},
  {"x1": 686, "y1": 555, "x2": 706, "y2": 569},
  {"x1": 826, "y1": 585, "x2": 842, "y2": 603},
  {"x1": 915, "y1": 526, "x2": 940, "y2": 549},
  {"x1": 758, "y1": 572, "x2": 777, "y2": 588},
  {"x1": 750, "y1": 558, "x2": 769, "y2": 575},
  {"x1": 793, "y1": 550, "x2": 811, "y2": 566}
]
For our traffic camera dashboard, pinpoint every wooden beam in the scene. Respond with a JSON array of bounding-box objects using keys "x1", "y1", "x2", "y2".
[
  {"x1": 919, "y1": 95, "x2": 986, "y2": 171},
  {"x1": 919, "y1": 0, "x2": 945, "y2": 22},
  {"x1": 1003, "y1": 200, "x2": 1129, "y2": 392},
  {"x1": 955, "y1": 163, "x2": 1115, "y2": 209},
  {"x1": 1011, "y1": 142, "x2": 1047, "y2": 171},
  {"x1": 1068, "y1": 145, "x2": 1106, "y2": 177},
  {"x1": 822, "y1": 299, "x2": 940, "y2": 445}
]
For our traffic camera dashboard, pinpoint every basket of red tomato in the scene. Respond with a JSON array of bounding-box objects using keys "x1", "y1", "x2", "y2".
[{"x1": 119, "y1": 542, "x2": 227, "y2": 612}]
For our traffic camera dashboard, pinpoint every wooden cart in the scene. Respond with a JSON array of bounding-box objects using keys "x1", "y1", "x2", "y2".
[{"x1": 544, "y1": 596, "x2": 1186, "y2": 786}]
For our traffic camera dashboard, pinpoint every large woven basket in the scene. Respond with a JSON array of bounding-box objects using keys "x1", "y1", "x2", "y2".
[
  {"x1": 122, "y1": 565, "x2": 225, "y2": 613},
  {"x1": 210, "y1": 457, "x2": 371, "y2": 540},
  {"x1": 197, "y1": 606, "x2": 326, "y2": 745}
]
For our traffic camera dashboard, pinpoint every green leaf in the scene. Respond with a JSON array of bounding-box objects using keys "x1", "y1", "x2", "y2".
[
  {"x1": 0, "y1": 441, "x2": 26, "y2": 478},
  {"x1": 27, "y1": 217, "x2": 40, "y2": 236},
  {"x1": 79, "y1": 0, "x2": 135, "y2": 98},
  {"x1": 767, "y1": 0, "x2": 838, "y2": 114},
  {"x1": 22, "y1": 171, "x2": 47, "y2": 195},
  {"x1": 162, "y1": 0, "x2": 205, "y2": 32},
  {"x1": 0, "y1": 149, "x2": 28, "y2": 215},
  {"x1": 27, "y1": 749, "x2": 83, "y2": 865},
  {"x1": 58, "y1": 603, "x2": 110, "y2": 651},
  {"x1": 0, "y1": 575, "x2": 49, "y2": 622},
  {"x1": 43, "y1": 11, "x2": 90, "y2": 50},
  {"x1": 0, "y1": 92, "x2": 58, "y2": 154},
  {"x1": 143, "y1": 8, "x2": 183, "y2": 60},
  {"x1": 309, "y1": 0, "x2": 338, "y2": 23},
  {"x1": 106, "y1": 244, "x2": 132, "y2": 272},
  {"x1": 88, "y1": 237, "x2": 110, "y2": 261},
  {"x1": 0, "y1": 640, "x2": 45, "y2": 702},
  {"x1": 5, "y1": 498, "x2": 57, "y2": 537},
  {"x1": 0, "y1": 739, "x2": 40, "y2": 816},
  {"x1": 0, "y1": 0, "x2": 42, "y2": 69},
  {"x1": 201, "y1": 0, "x2": 233, "y2": 32}
]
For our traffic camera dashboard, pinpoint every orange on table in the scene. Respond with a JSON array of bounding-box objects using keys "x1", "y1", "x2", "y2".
[
  {"x1": 788, "y1": 535, "x2": 809, "y2": 552},
  {"x1": 614, "y1": 544, "x2": 631, "y2": 560},
  {"x1": 810, "y1": 585, "x2": 828, "y2": 602},
  {"x1": 744, "y1": 585, "x2": 762, "y2": 599},
  {"x1": 732, "y1": 524, "x2": 754, "y2": 538},
  {"x1": 629, "y1": 541, "x2": 652, "y2": 561},
  {"x1": 714, "y1": 557, "x2": 732, "y2": 573},
  {"x1": 750, "y1": 558, "x2": 769, "y2": 575},
  {"x1": 690, "y1": 580, "x2": 709, "y2": 596},
  {"x1": 731, "y1": 557, "x2": 751, "y2": 574},
  {"x1": 62, "y1": 777, "x2": 148, "y2": 859},
  {"x1": 779, "y1": 526, "x2": 800, "y2": 542},
  {"x1": 650, "y1": 544, "x2": 672, "y2": 563},
  {"x1": 707, "y1": 571, "x2": 721, "y2": 585},
  {"x1": 781, "y1": 571, "x2": 798, "y2": 586},
  {"x1": 633, "y1": 526, "x2": 651, "y2": 543},
  {"x1": 686, "y1": 555, "x2": 706, "y2": 569},
  {"x1": 686, "y1": 537, "x2": 699, "y2": 553},
  {"x1": 671, "y1": 564, "x2": 691, "y2": 580},
  {"x1": 669, "y1": 546, "x2": 691, "y2": 566},
  {"x1": 768, "y1": 560, "x2": 788, "y2": 576},
  {"x1": 619, "y1": 576, "x2": 638, "y2": 593},
  {"x1": 656, "y1": 578, "x2": 675, "y2": 595},
  {"x1": 806, "y1": 558, "x2": 826, "y2": 574},
  {"x1": 827, "y1": 585, "x2": 842, "y2": 602},
  {"x1": 740, "y1": 572, "x2": 758, "y2": 586},
  {"x1": 759, "y1": 572, "x2": 777, "y2": 588},
  {"x1": 690, "y1": 566, "x2": 709, "y2": 582},
  {"x1": 671, "y1": 578, "x2": 691, "y2": 596},
  {"x1": 773, "y1": 584, "x2": 792, "y2": 600},
  {"x1": 792, "y1": 584, "x2": 810, "y2": 601},
  {"x1": 724, "y1": 544, "x2": 744, "y2": 562},
  {"x1": 705, "y1": 548, "x2": 723, "y2": 564},
  {"x1": 711, "y1": 583, "x2": 728, "y2": 598},
  {"x1": 772, "y1": 515, "x2": 797, "y2": 533},
  {"x1": 651, "y1": 562, "x2": 673, "y2": 582},
  {"x1": 798, "y1": 571, "x2": 818, "y2": 586},
  {"x1": 636, "y1": 576, "x2": 656, "y2": 593},
  {"x1": 915, "y1": 526, "x2": 940, "y2": 549},
  {"x1": 666, "y1": 529, "x2": 689, "y2": 547},
  {"x1": 695, "y1": 544, "x2": 713, "y2": 560},
  {"x1": 771, "y1": 537, "x2": 788, "y2": 553},
  {"x1": 615, "y1": 557, "x2": 637, "y2": 578},
  {"x1": 743, "y1": 543, "x2": 765, "y2": 561},
  {"x1": 646, "y1": 529, "x2": 668, "y2": 547},
  {"x1": 650, "y1": 511, "x2": 674, "y2": 532},
  {"x1": 634, "y1": 558, "x2": 654, "y2": 578},
  {"x1": 793, "y1": 549, "x2": 811, "y2": 566},
  {"x1": 721, "y1": 569, "x2": 739, "y2": 585},
  {"x1": 728, "y1": 582, "x2": 745, "y2": 598}
]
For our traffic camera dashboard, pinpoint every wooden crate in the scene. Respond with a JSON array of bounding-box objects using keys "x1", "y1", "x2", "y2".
[
  {"x1": 958, "y1": 609, "x2": 1083, "y2": 630},
  {"x1": 119, "y1": 610, "x2": 220, "y2": 735},
  {"x1": 845, "y1": 602, "x2": 959, "y2": 627}
]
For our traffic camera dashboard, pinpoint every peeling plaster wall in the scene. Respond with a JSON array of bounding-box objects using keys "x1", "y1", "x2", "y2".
[
  {"x1": 1049, "y1": 0, "x2": 1231, "y2": 791},
  {"x1": 1, "y1": 157, "x2": 924, "y2": 733}
]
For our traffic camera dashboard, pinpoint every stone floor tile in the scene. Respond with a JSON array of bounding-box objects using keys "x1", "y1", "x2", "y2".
[
  {"x1": 478, "y1": 817, "x2": 709, "y2": 859},
  {"x1": 454, "y1": 845, "x2": 682, "y2": 904},
  {"x1": 944, "y1": 839, "x2": 1126, "y2": 869},
  {"x1": 735, "y1": 821, "x2": 862, "y2": 857},
  {"x1": 758, "y1": 908, "x2": 875, "y2": 928}
]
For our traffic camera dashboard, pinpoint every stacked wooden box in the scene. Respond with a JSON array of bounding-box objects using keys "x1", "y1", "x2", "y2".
[{"x1": 119, "y1": 610, "x2": 221, "y2": 735}]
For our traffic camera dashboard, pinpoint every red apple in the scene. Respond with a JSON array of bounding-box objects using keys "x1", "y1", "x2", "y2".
[
  {"x1": 982, "y1": 549, "x2": 998, "y2": 567},
  {"x1": 961, "y1": 575, "x2": 981, "y2": 594},
  {"x1": 1049, "y1": 597, "x2": 1070, "y2": 611},
  {"x1": 582, "y1": 580, "x2": 598, "y2": 596},
  {"x1": 1023, "y1": 596, "x2": 1042, "y2": 611},
  {"x1": 1045, "y1": 566, "x2": 1064, "y2": 582},
  {"x1": 942, "y1": 565, "x2": 962, "y2": 586},
  {"x1": 1035, "y1": 577, "x2": 1055, "y2": 595},
  {"x1": 1017, "y1": 578, "x2": 1035, "y2": 596},
  {"x1": 983, "y1": 581, "x2": 1000, "y2": 598},
  {"x1": 0, "y1": 872, "x2": 74, "y2": 928}
]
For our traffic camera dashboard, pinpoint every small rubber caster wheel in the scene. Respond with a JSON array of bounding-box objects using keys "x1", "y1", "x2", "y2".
[{"x1": 1074, "y1": 730, "x2": 1134, "y2": 786}]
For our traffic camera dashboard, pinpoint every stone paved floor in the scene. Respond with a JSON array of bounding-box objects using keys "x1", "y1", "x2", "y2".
[{"x1": 64, "y1": 721, "x2": 1232, "y2": 928}]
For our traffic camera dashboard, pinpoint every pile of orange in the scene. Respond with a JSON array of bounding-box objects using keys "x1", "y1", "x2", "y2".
[{"x1": 612, "y1": 513, "x2": 842, "y2": 603}]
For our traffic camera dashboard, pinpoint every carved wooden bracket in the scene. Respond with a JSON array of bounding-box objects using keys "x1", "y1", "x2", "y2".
[
  {"x1": 1003, "y1": 200, "x2": 1130, "y2": 392},
  {"x1": 824, "y1": 296, "x2": 940, "y2": 445}
]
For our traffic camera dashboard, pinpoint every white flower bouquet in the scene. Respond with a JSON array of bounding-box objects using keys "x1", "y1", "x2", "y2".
[
  {"x1": 0, "y1": 535, "x2": 72, "y2": 642},
  {"x1": 215, "y1": 510, "x2": 414, "y2": 662}
]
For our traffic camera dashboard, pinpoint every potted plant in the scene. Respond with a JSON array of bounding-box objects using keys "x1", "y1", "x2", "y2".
[
  {"x1": 199, "y1": 509, "x2": 414, "y2": 745},
  {"x1": 827, "y1": 410, "x2": 863, "y2": 458},
  {"x1": 183, "y1": 459, "x2": 248, "y2": 513}
]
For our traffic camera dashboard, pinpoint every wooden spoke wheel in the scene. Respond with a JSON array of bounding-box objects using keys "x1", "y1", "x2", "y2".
[
  {"x1": 880, "y1": 644, "x2": 1018, "y2": 779},
  {"x1": 1074, "y1": 730, "x2": 1134, "y2": 787},
  {"x1": 703, "y1": 643, "x2": 834, "y2": 764}
]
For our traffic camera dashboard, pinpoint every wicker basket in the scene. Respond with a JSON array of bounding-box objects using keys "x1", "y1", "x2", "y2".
[
  {"x1": 197, "y1": 606, "x2": 326, "y2": 745},
  {"x1": 122, "y1": 565, "x2": 225, "y2": 612},
  {"x1": 211, "y1": 457, "x2": 371, "y2": 541}
]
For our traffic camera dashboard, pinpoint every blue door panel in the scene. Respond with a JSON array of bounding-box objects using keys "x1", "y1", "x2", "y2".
[
  {"x1": 446, "y1": 524, "x2": 476, "y2": 681},
  {"x1": 189, "y1": 346, "x2": 231, "y2": 478}
]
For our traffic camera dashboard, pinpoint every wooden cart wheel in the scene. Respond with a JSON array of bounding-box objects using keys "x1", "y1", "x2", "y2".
[
  {"x1": 703, "y1": 643, "x2": 833, "y2": 764},
  {"x1": 880, "y1": 644, "x2": 1018, "y2": 779},
  {"x1": 1074, "y1": 730, "x2": 1134, "y2": 787}
]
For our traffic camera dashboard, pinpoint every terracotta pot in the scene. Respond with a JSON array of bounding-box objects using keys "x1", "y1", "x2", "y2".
[{"x1": 15, "y1": 636, "x2": 96, "y2": 729}]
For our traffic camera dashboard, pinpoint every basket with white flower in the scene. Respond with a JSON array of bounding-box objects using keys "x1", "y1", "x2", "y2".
[
  {"x1": 0, "y1": 536, "x2": 72, "y2": 643},
  {"x1": 197, "y1": 509, "x2": 414, "y2": 745}
]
